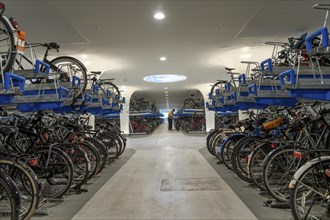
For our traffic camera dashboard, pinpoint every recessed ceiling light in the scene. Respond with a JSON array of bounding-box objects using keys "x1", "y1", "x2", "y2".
[
  {"x1": 165, "y1": 91, "x2": 168, "y2": 94},
  {"x1": 144, "y1": 74, "x2": 187, "y2": 83},
  {"x1": 160, "y1": 57, "x2": 167, "y2": 61},
  {"x1": 154, "y1": 12, "x2": 165, "y2": 20},
  {"x1": 240, "y1": 54, "x2": 252, "y2": 59},
  {"x1": 164, "y1": 87, "x2": 168, "y2": 90}
]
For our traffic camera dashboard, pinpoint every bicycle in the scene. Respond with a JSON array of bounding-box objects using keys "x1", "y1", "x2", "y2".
[
  {"x1": 289, "y1": 149, "x2": 330, "y2": 220},
  {"x1": 0, "y1": 169, "x2": 21, "y2": 220},
  {"x1": 12, "y1": 42, "x2": 88, "y2": 100},
  {"x1": 0, "y1": 1, "x2": 22, "y2": 74}
]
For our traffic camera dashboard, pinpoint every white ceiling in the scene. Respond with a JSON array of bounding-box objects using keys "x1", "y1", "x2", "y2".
[{"x1": 4, "y1": 0, "x2": 329, "y2": 109}]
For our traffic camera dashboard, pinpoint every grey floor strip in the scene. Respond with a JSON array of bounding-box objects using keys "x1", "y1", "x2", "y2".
[
  {"x1": 199, "y1": 147, "x2": 292, "y2": 220},
  {"x1": 32, "y1": 148, "x2": 136, "y2": 220}
]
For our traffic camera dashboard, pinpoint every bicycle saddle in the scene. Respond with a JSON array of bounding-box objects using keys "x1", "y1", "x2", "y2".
[
  {"x1": 64, "y1": 123, "x2": 83, "y2": 131},
  {"x1": 90, "y1": 71, "x2": 101, "y2": 75},
  {"x1": 0, "y1": 126, "x2": 18, "y2": 136},
  {"x1": 47, "y1": 42, "x2": 60, "y2": 50},
  {"x1": 225, "y1": 67, "x2": 235, "y2": 71},
  {"x1": 83, "y1": 125, "x2": 93, "y2": 130},
  {"x1": 216, "y1": 80, "x2": 228, "y2": 83}
]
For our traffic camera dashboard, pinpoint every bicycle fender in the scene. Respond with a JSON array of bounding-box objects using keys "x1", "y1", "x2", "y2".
[
  {"x1": 289, "y1": 156, "x2": 330, "y2": 189},
  {"x1": 261, "y1": 145, "x2": 295, "y2": 166},
  {"x1": 220, "y1": 133, "x2": 247, "y2": 153},
  {"x1": 0, "y1": 169, "x2": 21, "y2": 208}
]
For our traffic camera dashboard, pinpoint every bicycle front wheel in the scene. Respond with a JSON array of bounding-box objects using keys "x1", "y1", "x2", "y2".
[
  {"x1": 36, "y1": 147, "x2": 74, "y2": 198},
  {"x1": 0, "y1": 16, "x2": 16, "y2": 73},
  {"x1": 0, "y1": 171, "x2": 20, "y2": 220},
  {"x1": 290, "y1": 158, "x2": 330, "y2": 220},
  {"x1": 263, "y1": 146, "x2": 305, "y2": 202},
  {"x1": 50, "y1": 56, "x2": 87, "y2": 99},
  {"x1": 0, "y1": 159, "x2": 40, "y2": 220}
]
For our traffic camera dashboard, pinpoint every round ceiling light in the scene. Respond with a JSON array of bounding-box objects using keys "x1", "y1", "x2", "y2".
[
  {"x1": 144, "y1": 74, "x2": 187, "y2": 83},
  {"x1": 154, "y1": 12, "x2": 165, "y2": 20},
  {"x1": 160, "y1": 57, "x2": 167, "y2": 61}
]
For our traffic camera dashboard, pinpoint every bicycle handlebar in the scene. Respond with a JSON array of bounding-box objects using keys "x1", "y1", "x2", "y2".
[
  {"x1": 313, "y1": 4, "x2": 330, "y2": 10},
  {"x1": 25, "y1": 42, "x2": 60, "y2": 51}
]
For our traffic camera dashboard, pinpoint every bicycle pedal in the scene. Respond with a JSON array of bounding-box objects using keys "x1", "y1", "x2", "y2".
[
  {"x1": 258, "y1": 190, "x2": 268, "y2": 196},
  {"x1": 34, "y1": 207, "x2": 49, "y2": 216},
  {"x1": 270, "y1": 201, "x2": 290, "y2": 209},
  {"x1": 262, "y1": 200, "x2": 273, "y2": 207}
]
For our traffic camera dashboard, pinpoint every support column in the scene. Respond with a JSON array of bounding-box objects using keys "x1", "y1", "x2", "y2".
[
  {"x1": 120, "y1": 97, "x2": 130, "y2": 134},
  {"x1": 88, "y1": 114, "x2": 95, "y2": 129},
  {"x1": 204, "y1": 109, "x2": 215, "y2": 132},
  {"x1": 119, "y1": 87, "x2": 137, "y2": 134}
]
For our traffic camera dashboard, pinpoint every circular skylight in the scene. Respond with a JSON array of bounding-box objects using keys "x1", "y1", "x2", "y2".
[
  {"x1": 144, "y1": 74, "x2": 187, "y2": 83},
  {"x1": 154, "y1": 12, "x2": 165, "y2": 20}
]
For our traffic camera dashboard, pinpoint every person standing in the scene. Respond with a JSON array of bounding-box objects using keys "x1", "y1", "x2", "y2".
[{"x1": 168, "y1": 109, "x2": 175, "y2": 130}]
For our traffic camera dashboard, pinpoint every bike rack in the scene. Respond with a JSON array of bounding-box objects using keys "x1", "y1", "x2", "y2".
[
  {"x1": 278, "y1": 27, "x2": 330, "y2": 101},
  {"x1": 244, "y1": 58, "x2": 297, "y2": 107},
  {"x1": 0, "y1": 72, "x2": 26, "y2": 105}
]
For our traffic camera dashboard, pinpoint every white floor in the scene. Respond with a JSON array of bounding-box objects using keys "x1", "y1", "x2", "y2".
[{"x1": 72, "y1": 124, "x2": 257, "y2": 220}]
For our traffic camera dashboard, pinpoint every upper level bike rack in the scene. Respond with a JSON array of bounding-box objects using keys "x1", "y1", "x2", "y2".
[{"x1": 279, "y1": 27, "x2": 330, "y2": 101}]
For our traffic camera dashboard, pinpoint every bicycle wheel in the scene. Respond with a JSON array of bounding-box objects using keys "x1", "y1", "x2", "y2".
[
  {"x1": 206, "y1": 129, "x2": 219, "y2": 156},
  {"x1": 231, "y1": 136, "x2": 261, "y2": 182},
  {"x1": 98, "y1": 134, "x2": 119, "y2": 164},
  {"x1": 210, "y1": 131, "x2": 226, "y2": 162},
  {"x1": 0, "y1": 158, "x2": 39, "y2": 220},
  {"x1": 84, "y1": 138, "x2": 107, "y2": 175},
  {"x1": 79, "y1": 141, "x2": 101, "y2": 181},
  {"x1": 0, "y1": 170, "x2": 20, "y2": 220},
  {"x1": 49, "y1": 56, "x2": 87, "y2": 99},
  {"x1": 117, "y1": 133, "x2": 126, "y2": 156},
  {"x1": 221, "y1": 134, "x2": 246, "y2": 170},
  {"x1": 0, "y1": 16, "x2": 16, "y2": 73},
  {"x1": 263, "y1": 146, "x2": 306, "y2": 202},
  {"x1": 59, "y1": 143, "x2": 89, "y2": 189},
  {"x1": 290, "y1": 158, "x2": 330, "y2": 220},
  {"x1": 35, "y1": 147, "x2": 74, "y2": 198},
  {"x1": 248, "y1": 143, "x2": 274, "y2": 191}
]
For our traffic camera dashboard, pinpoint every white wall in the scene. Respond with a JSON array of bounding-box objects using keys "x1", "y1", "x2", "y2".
[
  {"x1": 119, "y1": 86, "x2": 141, "y2": 134},
  {"x1": 191, "y1": 84, "x2": 215, "y2": 132}
]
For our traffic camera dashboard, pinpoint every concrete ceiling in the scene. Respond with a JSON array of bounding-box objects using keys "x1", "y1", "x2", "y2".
[{"x1": 4, "y1": 0, "x2": 329, "y2": 109}]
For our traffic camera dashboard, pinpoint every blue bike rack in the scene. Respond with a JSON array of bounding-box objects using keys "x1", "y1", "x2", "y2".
[
  {"x1": 16, "y1": 86, "x2": 70, "y2": 112},
  {"x1": 260, "y1": 58, "x2": 273, "y2": 73},
  {"x1": 0, "y1": 73, "x2": 26, "y2": 105},
  {"x1": 305, "y1": 27, "x2": 329, "y2": 53},
  {"x1": 279, "y1": 68, "x2": 330, "y2": 101}
]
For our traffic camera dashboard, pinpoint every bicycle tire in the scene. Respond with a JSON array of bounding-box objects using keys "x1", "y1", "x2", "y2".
[
  {"x1": 35, "y1": 147, "x2": 74, "y2": 198},
  {"x1": 0, "y1": 171, "x2": 20, "y2": 220},
  {"x1": 117, "y1": 133, "x2": 126, "y2": 156},
  {"x1": 206, "y1": 129, "x2": 219, "y2": 156},
  {"x1": 0, "y1": 16, "x2": 16, "y2": 73},
  {"x1": 0, "y1": 158, "x2": 39, "y2": 220},
  {"x1": 210, "y1": 131, "x2": 227, "y2": 162},
  {"x1": 79, "y1": 141, "x2": 101, "y2": 181},
  {"x1": 248, "y1": 143, "x2": 274, "y2": 191},
  {"x1": 98, "y1": 134, "x2": 119, "y2": 164},
  {"x1": 263, "y1": 146, "x2": 306, "y2": 202},
  {"x1": 231, "y1": 136, "x2": 262, "y2": 182},
  {"x1": 84, "y1": 138, "x2": 107, "y2": 175},
  {"x1": 49, "y1": 56, "x2": 87, "y2": 99},
  {"x1": 57, "y1": 143, "x2": 89, "y2": 189},
  {"x1": 290, "y1": 158, "x2": 330, "y2": 220},
  {"x1": 221, "y1": 134, "x2": 247, "y2": 171}
]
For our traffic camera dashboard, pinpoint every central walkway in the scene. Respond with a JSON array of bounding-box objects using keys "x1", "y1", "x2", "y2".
[{"x1": 73, "y1": 124, "x2": 256, "y2": 219}]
